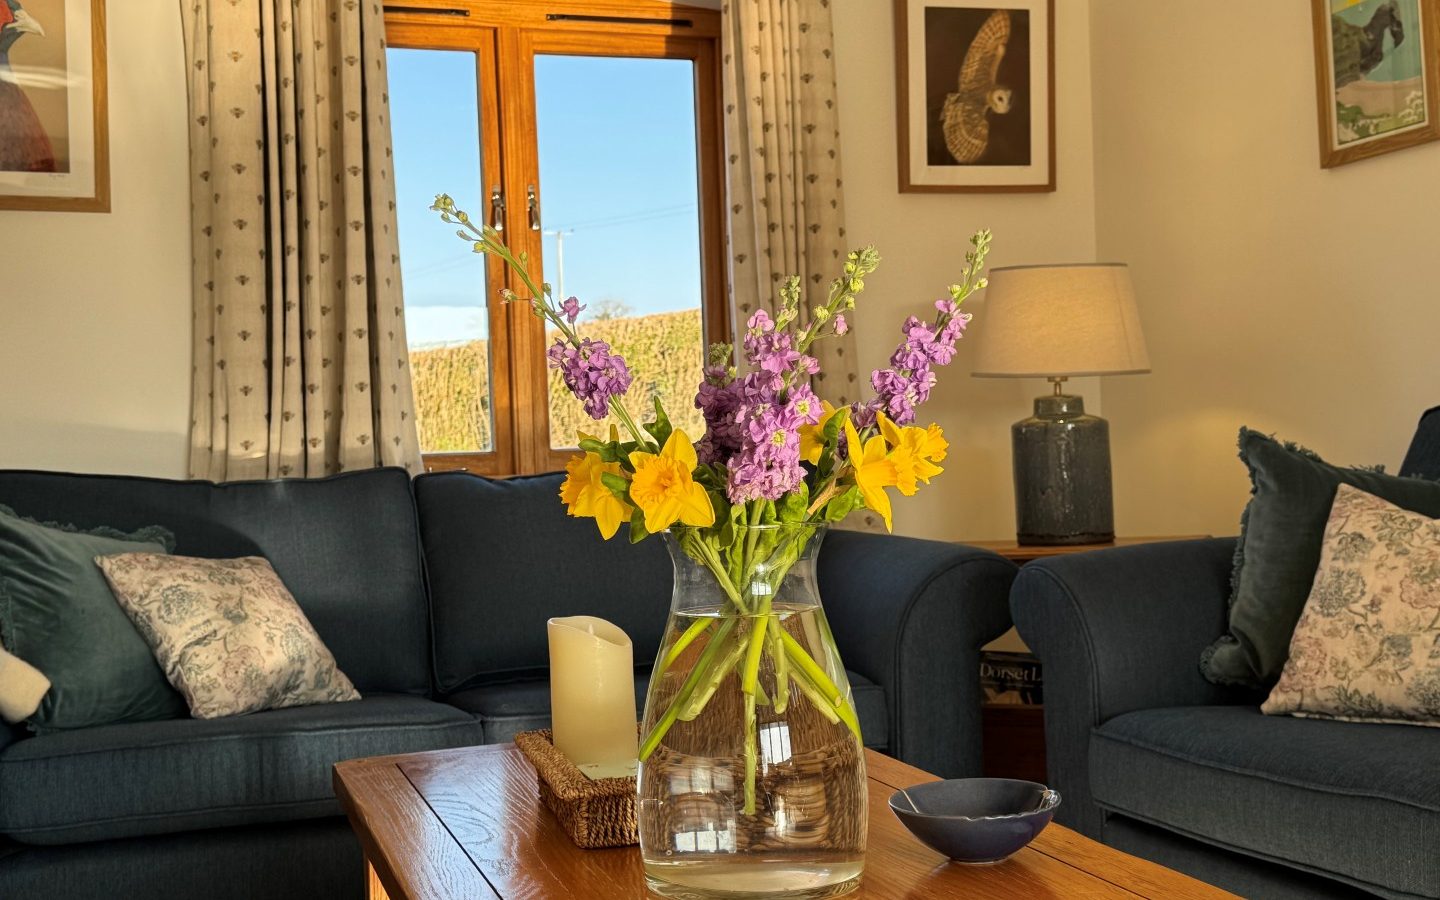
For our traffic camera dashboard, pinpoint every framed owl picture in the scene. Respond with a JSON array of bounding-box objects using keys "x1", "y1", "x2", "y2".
[{"x1": 895, "y1": 0, "x2": 1054, "y2": 192}]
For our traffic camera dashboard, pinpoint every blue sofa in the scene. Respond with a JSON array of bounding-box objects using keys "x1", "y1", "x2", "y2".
[
  {"x1": 0, "y1": 467, "x2": 1016, "y2": 899},
  {"x1": 1012, "y1": 407, "x2": 1440, "y2": 900}
]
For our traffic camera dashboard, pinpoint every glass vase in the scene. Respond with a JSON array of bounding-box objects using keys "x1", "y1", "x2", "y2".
[{"x1": 638, "y1": 523, "x2": 867, "y2": 900}]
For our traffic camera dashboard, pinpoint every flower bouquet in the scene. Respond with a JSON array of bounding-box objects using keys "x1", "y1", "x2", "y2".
[{"x1": 431, "y1": 194, "x2": 991, "y2": 898}]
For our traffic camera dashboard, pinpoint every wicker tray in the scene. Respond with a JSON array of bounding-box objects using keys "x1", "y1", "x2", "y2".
[{"x1": 514, "y1": 729, "x2": 639, "y2": 849}]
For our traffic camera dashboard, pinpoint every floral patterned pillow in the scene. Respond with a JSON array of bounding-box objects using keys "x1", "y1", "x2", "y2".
[
  {"x1": 95, "y1": 553, "x2": 360, "y2": 719},
  {"x1": 1263, "y1": 484, "x2": 1440, "y2": 726}
]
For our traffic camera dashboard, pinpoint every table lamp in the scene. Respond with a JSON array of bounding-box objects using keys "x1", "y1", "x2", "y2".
[{"x1": 971, "y1": 263, "x2": 1150, "y2": 545}]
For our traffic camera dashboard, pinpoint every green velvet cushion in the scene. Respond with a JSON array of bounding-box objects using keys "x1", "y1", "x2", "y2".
[
  {"x1": 0, "y1": 506, "x2": 187, "y2": 731},
  {"x1": 1201, "y1": 429, "x2": 1440, "y2": 689}
]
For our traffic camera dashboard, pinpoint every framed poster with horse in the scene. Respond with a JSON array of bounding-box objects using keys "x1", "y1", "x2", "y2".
[
  {"x1": 894, "y1": 0, "x2": 1054, "y2": 192},
  {"x1": 1312, "y1": 0, "x2": 1440, "y2": 168},
  {"x1": 0, "y1": 0, "x2": 108, "y2": 212}
]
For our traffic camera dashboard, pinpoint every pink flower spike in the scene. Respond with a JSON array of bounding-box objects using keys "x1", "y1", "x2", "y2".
[{"x1": 834, "y1": 314, "x2": 849, "y2": 335}]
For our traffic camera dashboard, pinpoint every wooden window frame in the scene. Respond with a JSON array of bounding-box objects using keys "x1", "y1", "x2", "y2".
[{"x1": 384, "y1": 0, "x2": 729, "y2": 477}]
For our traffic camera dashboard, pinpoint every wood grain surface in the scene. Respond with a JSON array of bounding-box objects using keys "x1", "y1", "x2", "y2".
[
  {"x1": 963, "y1": 536, "x2": 1212, "y2": 565},
  {"x1": 335, "y1": 744, "x2": 1237, "y2": 900}
]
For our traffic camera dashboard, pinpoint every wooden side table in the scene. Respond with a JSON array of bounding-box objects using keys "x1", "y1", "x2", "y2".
[
  {"x1": 966, "y1": 535, "x2": 1210, "y2": 784},
  {"x1": 965, "y1": 535, "x2": 1211, "y2": 565}
]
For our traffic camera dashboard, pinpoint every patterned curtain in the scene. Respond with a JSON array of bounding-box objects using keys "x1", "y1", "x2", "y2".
[
  {"x1": 722, "y1": 0, "x2": 859, "y2": 407},
  {"x1": 180, "y1": 0, "x2": 422, "y2": 481}
]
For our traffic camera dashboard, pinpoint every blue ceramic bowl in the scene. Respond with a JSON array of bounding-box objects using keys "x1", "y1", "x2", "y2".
[{"x1": 888, "y1": 778, "x2": 1061, "y2": 864}]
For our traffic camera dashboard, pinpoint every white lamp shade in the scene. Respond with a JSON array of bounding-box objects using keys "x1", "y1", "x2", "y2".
[{"x1": 971, "y1": 263, "x2": 1150, "y2": 378}]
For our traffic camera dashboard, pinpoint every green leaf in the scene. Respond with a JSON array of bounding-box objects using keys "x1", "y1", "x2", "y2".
[
  {"x1": 643, "y1": 396, "x2": 674, "y2": 448},
  {"x1": 578, "y1": 438, "x2": 606, "y2": 454},
  {"x1": 709, "y1": 492, "x2": 731, "y2": 533},
  {"x1": 823, "y1": 405, "x2": 851, "y2": 444},
  {"x1": 600, "y1": 472, "x2": 630, "y2": 501},
  {"x1": 629, "y1": 508, "x2": 650, "y2": 544},
  {"x1": 776, "y1": 482, "x2": 810, "y2": 523},
  {"x1": 823, "y1": 488, "x2": 861, "y2": 522}
]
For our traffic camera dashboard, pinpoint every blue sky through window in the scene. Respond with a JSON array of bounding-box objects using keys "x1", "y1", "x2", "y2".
[{"x1": 388, "y1": 50, "x2": 704, "y2": 348}]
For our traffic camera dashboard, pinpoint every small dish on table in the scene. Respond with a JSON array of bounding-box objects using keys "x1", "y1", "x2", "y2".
[{"x1": 889, "y1": 777, "x2": 1061, "y2": 864}]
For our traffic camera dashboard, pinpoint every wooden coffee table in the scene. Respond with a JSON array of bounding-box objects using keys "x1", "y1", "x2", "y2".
[{"x1": 334, "y1": 744, "x2": 1234, "y2": 899}]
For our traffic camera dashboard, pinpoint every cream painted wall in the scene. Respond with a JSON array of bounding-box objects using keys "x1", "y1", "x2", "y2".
[
  {"x1": 1091, "y1": 1, "x2": 1440, "y2": 538},
  {"x1": 833, "y1": 0, "x2": 1100, "y2": 542},
  {"x1": 0, "y1": 0, "x2": 1103, "y2": 545},
  {"x1": 0, "y1": 3, "x2": 192, "y2": 477}
]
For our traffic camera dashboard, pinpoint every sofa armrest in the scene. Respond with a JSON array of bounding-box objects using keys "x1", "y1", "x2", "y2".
[
  {"x1": 1010, "y1": 537, "x2": 1263, "y2": 837},
  {"x1": 0, "y1": 722, "x2": 25, "y2": 754},
  {"x1": 818, "y1": 531, "x2": 1017, "y2": 778}
]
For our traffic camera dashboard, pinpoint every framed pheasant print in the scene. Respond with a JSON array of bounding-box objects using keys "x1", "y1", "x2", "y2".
[
  {"x1": 1312, "y1": 0, "x2": 1440, "y2": 168},
  {"x1": 0, "y1": 0, "x2": 108, "y2": 212},
  {"x1": 895, "y1": 0, "x2": 1054, "y2": 192}
]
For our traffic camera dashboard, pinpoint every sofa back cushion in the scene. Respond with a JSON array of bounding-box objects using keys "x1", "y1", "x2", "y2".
[
  {"x1": 415, "y1": 471, "x2": 672, "y2": 694},
  {"x1": 0, "y1": 468, "x2": 430, "y2": 695},
  {"x1": 1400, "y1": 405, "x2": 1440, "y2": 480}
]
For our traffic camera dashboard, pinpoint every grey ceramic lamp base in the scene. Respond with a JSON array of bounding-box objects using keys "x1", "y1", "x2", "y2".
[{"x1": 1011, "y1": 393, "x2": 1115, "y2": 546}]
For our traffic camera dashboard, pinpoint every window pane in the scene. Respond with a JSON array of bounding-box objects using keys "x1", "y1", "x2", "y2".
[
  {"x1": 388, "y1": 48, "x2": 495, "y2": 453},
  {"x1": 534, "y1": 55, "x2": 707, "y2": 449}
]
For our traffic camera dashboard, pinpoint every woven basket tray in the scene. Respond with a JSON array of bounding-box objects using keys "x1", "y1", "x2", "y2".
[{"x1": 514, "y1": 729, "x2": 638, "y2": 849}]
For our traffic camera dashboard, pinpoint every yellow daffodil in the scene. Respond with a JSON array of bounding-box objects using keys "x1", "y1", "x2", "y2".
[
  {"x1": 629, "y1": 429, "x2": 716, "y2": 533},
  {"x1": 843, "y1": 417, "x2": 899, "y2": 531},
  {"x1": 878, "y1": 414, "x2": 948, "y2": 496},
  {"x1": 559, "y1": 450, "x2": 632, "y2": 540},
  {"x1": 798, "y1": 400, "x2": 841, "y2": 465}
]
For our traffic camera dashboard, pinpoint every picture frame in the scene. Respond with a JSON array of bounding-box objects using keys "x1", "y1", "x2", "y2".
[
  {"x1": 1311, "y1": 0, "x2": 1440, "y2": 168},
  {"x1": 0, "y1": 0, "x2": 109, "y2": 212},
  {"x1": 894, "y1": 0, "x2": 1054, "y2": 193}
]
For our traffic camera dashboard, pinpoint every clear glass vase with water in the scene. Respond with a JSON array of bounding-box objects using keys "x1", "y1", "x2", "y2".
[{"x1": 638, "y1": 523, "x2": 867, "y2": 900}]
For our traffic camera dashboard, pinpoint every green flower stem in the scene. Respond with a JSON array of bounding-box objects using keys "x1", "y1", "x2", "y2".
[
  {"x1": 446, "y1": 208, "x2": 655, "y2": 452},
  {"x1": 639, "y1": 617, "x2": 738, "y2": 761},
  {"x1": 740, "y1": 593, "x2": 772, "y2": 696},
  {"x1": 680, "y1": 629, "x2": 748, "y2": 721},
  {"x1": 768, "y1": 617, "x2": 790, "y2": 714},
  {"x1": 695, "y1": 541, "x2": 748, "y2": 613},
  {"x1": 779, "y1": 628, "x2": 862, "y2": 742},
  {"x1": 787, "y1": 664, "x2": 840, "y2": 726},
  {"x1": 657, "y1": 617, "x2": 712, "y2": 675},
  {"x1": 743, "y1": 691, "x2": 758, "y2": 815}
]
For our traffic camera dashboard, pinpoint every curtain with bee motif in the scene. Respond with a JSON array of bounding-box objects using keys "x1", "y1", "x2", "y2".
[
  {"x1": 722, "y1": 0, "x2": 860, "y2": 407},
  {"x1": 180, "y1": 0, "x2": 422, "y2": 481}
]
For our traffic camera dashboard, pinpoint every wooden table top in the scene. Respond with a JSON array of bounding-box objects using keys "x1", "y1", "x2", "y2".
[{"x1": 334, "y1": 744, "x2": 1234, "y2": 900}]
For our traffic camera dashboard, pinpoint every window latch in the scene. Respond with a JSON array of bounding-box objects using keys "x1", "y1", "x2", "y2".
[
  {"x1": 527, "y1": 184, "x2": 541, "y2": 231},
  {"x1": 488, "y1": 185, "x2": 505, "y2": 232}
]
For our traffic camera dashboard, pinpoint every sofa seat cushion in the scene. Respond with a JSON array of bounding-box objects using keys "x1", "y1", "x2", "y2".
[
  {"x1": 0, "y1": 695, "x2": 482, "y2": 846},
  {"x1": 446, "y1": 667, "x2": 890, "y2": 751},
  {"x1": 1090, "y1": 705, "x2": 1440, "y2": 898}
]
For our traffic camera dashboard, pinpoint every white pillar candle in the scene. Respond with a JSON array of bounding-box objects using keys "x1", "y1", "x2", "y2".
[{"x1": 547, "y1": 615, "x2": 638, "y2": 779}]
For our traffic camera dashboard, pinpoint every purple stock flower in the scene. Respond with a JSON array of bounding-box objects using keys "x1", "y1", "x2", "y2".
[
  {"x1": 728, "y1": 400, "x2": 807, "y2": 503},
  {"x1": 833, "y1": 314, "x2": 849, "y2": 336},
  {"x1": 695, "y1": 379, "x2": 744, "y2": 464},
  {"x1": 857, "y1": 303, "x2": 969, "y2": 426},
  {"x1": 547, "y1": 337, "x2": 632, "y2": 419},
  {"x1": 559, "y1": 296, "x2": 586, "y2": 324}
]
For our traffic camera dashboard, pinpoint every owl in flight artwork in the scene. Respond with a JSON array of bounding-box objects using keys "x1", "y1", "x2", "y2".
[{"x1": 940, "y1": 9, "x2": 1013, "y2": 164}]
